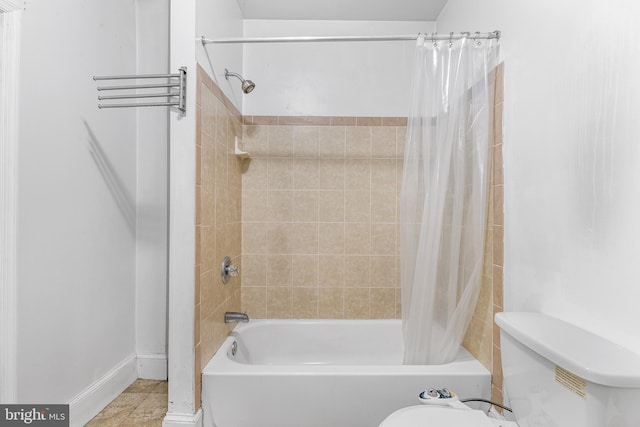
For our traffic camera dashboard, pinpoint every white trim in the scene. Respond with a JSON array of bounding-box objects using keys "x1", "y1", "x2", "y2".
[
  {"x1": 167, "y1": 0, "x2": 198, "y2": 420},
  {"x1": 0, "y1": 6, "x2": 21, "y2": 404},
  {"x1": 68, "y1": 354, "x2": 137, "y2": 427},
  {"x1": 137, "y1": 353, "x2": 168, "y2": 380},
  {"x1": 163, "y1": 409, "x2": 203, "y2": 427}
]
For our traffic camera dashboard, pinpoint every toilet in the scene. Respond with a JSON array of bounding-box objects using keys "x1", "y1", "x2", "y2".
[{"x1": 380, "y1": 312, "x2": 640, "y2": 427}]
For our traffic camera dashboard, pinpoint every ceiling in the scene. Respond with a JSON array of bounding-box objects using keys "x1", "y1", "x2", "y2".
[{"x1": 235, "y1": 0, "x2": 448, "y2": 21}]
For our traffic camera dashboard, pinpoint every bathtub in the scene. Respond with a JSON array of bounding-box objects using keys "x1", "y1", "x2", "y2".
[{"x1": 202, "y1": 319, "x2": 490, "y2": 427}]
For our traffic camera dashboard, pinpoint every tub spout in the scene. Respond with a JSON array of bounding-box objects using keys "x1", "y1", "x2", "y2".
[{"x1": 224, "y1": 311, "x2": 249, "y2": 323}]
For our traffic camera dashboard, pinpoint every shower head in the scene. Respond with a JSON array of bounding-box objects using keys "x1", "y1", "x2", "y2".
[{"x1": 224, "y1": 69, "x2": 255, "y2": 94}]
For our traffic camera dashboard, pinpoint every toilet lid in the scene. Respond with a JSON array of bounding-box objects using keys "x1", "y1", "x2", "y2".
[{"x1": 379, "y1": 405, "x2": 498, "y2": 427}]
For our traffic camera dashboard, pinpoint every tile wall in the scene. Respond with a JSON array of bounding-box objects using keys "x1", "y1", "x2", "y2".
[
  {"x1": 461, "y1": 62, "x2": 505, "y2": 406},
  {"x1": 194, "y1": 62, "x2": 504, "y2": 409},
  {"x1": 240, "y1": 117, "x2": 407, "y2": 319},
  {"x1": 194, "y1": 65, "x2": 243, "y2": 409}
]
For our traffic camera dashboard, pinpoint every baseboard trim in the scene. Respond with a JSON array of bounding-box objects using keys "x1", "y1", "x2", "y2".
[
  {"x1": 163, "y1": 409, "x2": 203, "y2": 427},
  {"x1": 137, "y1": 353, "x2": 168, "y2": 380},
  {"x1": 68, "y1": 354, "x2": 137, "y2": 427}
]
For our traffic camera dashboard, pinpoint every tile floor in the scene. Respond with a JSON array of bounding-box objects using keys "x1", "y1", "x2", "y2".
[{"x1": 86, "y1": 379, "x2": 168, "y2": 427}]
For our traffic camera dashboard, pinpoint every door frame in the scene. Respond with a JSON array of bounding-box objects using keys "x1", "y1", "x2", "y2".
[{"x1": 0, "y1": 0, "x2": 24, "y2": 404}]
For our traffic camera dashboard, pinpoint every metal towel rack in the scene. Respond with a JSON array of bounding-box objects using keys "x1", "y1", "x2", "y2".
[{"x1": 93, "y1": 66, "x2": 187, "y2": 114}]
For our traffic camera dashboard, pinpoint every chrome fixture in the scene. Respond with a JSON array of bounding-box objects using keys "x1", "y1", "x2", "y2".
[
  {"x1": 93, "y1": 67, "x2": 187, "y2": 114},
  {"x1": 221, "y1": 256, "x2": 239, "y2": 284},
  {"x1": 224, "y1": 68, "x2": 255, "y2": 94},
  {"x1": 224, "y1": 312, "x2": 249, "y2": 324},
  {"x1": 201, "y1": 31, "x2": 501, "y2": 45}
]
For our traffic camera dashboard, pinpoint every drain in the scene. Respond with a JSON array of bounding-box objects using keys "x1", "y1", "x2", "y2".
[{"x1": 231, "y1": 341, "x2": 238, "y2": 356}]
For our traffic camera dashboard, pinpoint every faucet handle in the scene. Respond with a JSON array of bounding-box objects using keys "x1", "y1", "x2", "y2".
[
  {"x1": 226, "y1": 264, "x2": 239, "y2": 276},
  {"x1": 221, "y1": 256, "x2": 239, "y2": 284}
]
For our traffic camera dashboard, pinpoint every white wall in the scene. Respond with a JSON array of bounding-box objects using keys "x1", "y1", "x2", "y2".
[
  {"x1": 196, "y1": 0, "x2": 244, "y2": 109},
  {"x1": 18, "y1": 0, "x2": 137, "y2": 403},
  {"x1": 135, "y1": 0, "x2": 170, "y2": 380},
  {"x1": 243, "y1": 20, "x2": 434, "y2": 117},
  {"x1": 437, "y1": 0, "x2": 640, "y2": 353}
]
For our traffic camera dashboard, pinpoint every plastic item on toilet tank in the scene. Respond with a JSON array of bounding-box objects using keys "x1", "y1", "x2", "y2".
[
  {"x1": 496, "y1": 312, "x2": 640, "y2": 427},
  {"x1": 418, "y1": 388, "x2": 468, "y2": 409}
]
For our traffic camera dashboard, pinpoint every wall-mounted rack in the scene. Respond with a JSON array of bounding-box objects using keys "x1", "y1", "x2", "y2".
[{"x1": 93, "y1": 67, "x2": 187, "y2": 114}]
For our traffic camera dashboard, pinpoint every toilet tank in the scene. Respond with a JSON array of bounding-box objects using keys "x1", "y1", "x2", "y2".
[{"x1": 495, "y1": 312, "x2": 640, "y2": 427}]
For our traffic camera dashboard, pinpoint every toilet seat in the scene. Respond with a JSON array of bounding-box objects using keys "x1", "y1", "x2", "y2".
[{"x1": 379, "y1": 405, "x2": 502, "y2": 427}]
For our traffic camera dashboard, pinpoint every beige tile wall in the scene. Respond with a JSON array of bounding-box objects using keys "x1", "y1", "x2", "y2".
[
  {"x1": 194, "y1": 61, "x2": 504, "y2": 409},
  {"x1": 194, "y1": 65, "x2": 243, "y2": 410},
  {"x1": 240, "y1": 120, "x2": 407, "y2": 319},
  {"x1": 461, "y1": 62, "x2": 505, "y2": 407}
]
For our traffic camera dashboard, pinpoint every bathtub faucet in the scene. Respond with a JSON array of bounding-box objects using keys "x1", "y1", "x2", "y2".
[{"x1": 224, "y1": 311, "x2": 249, "y2": 324}]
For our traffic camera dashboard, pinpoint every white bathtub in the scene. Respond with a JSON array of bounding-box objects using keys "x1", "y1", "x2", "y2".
[{"x1": 202, "y1": 319, "x2": 490, "y2": 427}]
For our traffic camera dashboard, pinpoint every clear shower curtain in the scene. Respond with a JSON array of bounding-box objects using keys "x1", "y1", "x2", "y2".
[{"x1": 400, "y1": 35, "x2": 498, "y2": 365}]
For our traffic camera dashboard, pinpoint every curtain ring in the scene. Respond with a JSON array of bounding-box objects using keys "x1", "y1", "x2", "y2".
[
  {"x1": 475, "y1": 31, "x2": 481, "y2": 46},
  {"x1": 449, "y1": 32, "x2": 454, "y2": 48},
  {"x1": 432, "y1": 32, "x2": 438, "y2": 47}
]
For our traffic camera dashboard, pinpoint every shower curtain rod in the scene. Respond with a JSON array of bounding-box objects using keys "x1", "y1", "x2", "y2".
[{"x1": 201, "y1": 31, "x2": 500, "y2": 45}]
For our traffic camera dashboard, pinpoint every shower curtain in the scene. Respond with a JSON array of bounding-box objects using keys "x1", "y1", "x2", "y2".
[{"x1": 400, "y1": 35, "x2": 498, "y2": 365}]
